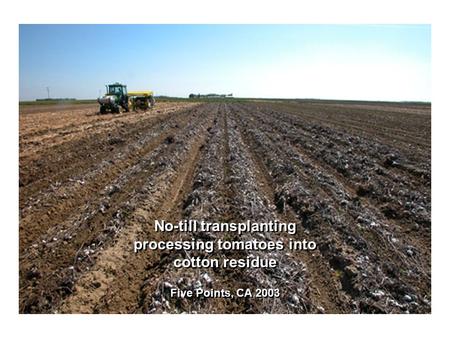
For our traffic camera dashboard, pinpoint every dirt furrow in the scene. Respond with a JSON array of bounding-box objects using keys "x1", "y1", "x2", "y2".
[
  {"x1": 58, "y1": 105, "x2": 217, "y2": 313},
  {"x1": 19, "y1": 105, "x2": 211, "y2": 313},
  {"x1": 233, "y1": 104, "x2": 430, "y2": 313},
  {"x1": 19, "y1": 106, "x2": 203, "y2": 249},
  {"x1": 19, "y1": 100, "x2": 431, "y2": 314},
  {"x1": 264, "y1": 101, "x2": 431, "y2": 147},
  {"x1": 20, "y1": 105, "x2": 196, "y2": 195},
  {"x1": 233, "y1": 111, "x2": 350, "y2": 313},
  {"x1": 239, "y1": 104, "x2": 430, "y2": 230}
]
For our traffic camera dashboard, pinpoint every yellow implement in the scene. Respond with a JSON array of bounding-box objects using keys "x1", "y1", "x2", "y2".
[
  {"x1": 128, "y1": 91, "x2": 154, "y2": 97},
  {"x1": 128, "y1": 90, "x2": 156, "y2": 111}
]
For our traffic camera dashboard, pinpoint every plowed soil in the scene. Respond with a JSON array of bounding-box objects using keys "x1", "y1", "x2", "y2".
[{"x1": 19, "y1": 100, "x2": 431, "y2": 314}]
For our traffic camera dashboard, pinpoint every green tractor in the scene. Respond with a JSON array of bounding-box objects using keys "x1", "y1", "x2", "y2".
[{"x1": 98, "y1": 82, "x2": 130, "y2": 114}]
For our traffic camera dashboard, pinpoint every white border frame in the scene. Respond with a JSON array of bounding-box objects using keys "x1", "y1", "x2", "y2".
[{"x1": 2, "y1": 1, "x2": 448, "y2": 337}]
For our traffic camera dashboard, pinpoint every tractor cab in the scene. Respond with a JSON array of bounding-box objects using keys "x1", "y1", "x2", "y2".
[{"x1": 106, "y1": 83, "x2": 127, "y2": 97}]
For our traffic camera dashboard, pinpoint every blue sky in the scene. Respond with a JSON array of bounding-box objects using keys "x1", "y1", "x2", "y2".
[{"x1": 19, "y1": 24, "x2": 431, "y2": 101}]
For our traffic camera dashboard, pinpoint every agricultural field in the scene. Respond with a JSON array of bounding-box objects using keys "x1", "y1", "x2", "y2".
[{"x1": 19, "y1": 100, "x2": 431, "y2": 314}]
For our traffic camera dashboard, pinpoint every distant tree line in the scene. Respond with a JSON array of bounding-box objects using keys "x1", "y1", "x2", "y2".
[{"x1": 189, "y1": 93, "x2": 233, "y2": 99}]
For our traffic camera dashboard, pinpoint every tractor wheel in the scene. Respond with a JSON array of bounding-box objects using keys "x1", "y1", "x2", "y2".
[{"x1": 99, "y1": 105, "x2": 106, "y2": 114}]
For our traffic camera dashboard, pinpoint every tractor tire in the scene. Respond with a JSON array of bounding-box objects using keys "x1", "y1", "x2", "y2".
[{"x1": 99, "y1": 105, "x2": 106, "y2": 114}]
